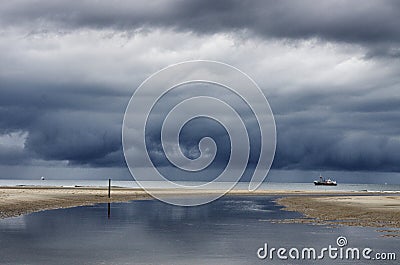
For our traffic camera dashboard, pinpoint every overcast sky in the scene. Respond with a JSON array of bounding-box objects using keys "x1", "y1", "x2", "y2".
[{"x1": 0, "y1": 0, "x2": 399, "y2": 181}]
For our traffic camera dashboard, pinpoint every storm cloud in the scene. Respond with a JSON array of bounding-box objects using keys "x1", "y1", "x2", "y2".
[
  {"x1": 0, "y1": 0, "x2": 399, "y2": 180},
  {"x1": 2, "y1": 1, "x2": 400, "y2": 45}
]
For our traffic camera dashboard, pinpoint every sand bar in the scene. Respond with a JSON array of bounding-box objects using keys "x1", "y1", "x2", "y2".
[
  {"x1": 276, "y1": 195, "x2": 400, "y2": 229},
  {"x1": 0, "y1": 186, "x2": 150, "y2": 219}
]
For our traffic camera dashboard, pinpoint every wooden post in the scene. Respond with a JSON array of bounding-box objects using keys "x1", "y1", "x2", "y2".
[{"x1": 108, "y1": 178, "x2": 111, "y2": 198}]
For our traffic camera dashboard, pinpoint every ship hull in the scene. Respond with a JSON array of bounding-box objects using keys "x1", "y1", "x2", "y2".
[{"x1": 313, "y1": 181, "x2": 337, "y2": 186}]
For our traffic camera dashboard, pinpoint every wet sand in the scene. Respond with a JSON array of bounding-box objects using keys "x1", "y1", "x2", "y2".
[
  {"x1": 276, "y1": 195, "x2": 400, "y2": 230},
  {"x1": 0, "y1": 186, "x2": 151, "y2": 219}
]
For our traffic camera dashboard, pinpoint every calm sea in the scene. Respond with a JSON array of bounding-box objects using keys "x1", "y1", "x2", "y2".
[
  {"x1": 0, "y1": 179, "x2": 399, "y2": 192},
  {"x1": 0, "y1": 196, "x2": 398, "y2": 265}
]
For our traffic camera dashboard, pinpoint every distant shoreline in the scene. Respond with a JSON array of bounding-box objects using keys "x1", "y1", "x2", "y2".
[{"x1": 1, "y1": 187, "x2": 399, "y2": 232}]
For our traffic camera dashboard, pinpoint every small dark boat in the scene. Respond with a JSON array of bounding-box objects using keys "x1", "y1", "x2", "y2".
[{"x1": 314, "y1": 174, "x2": 337, "y2": 186}]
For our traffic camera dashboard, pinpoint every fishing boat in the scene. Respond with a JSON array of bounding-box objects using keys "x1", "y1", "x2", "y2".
[{"x1": 313, "y1": 174, "x2": 337, "y2": 186}]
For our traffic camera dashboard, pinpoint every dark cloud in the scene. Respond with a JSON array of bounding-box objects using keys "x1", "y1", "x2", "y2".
[
  {"x1": 269, "y1": 82, "x2": 400, "y2": 172},
  {"x1": 0, "y1": 145, "x2": 30, "y2": 166},
  {"x1": 274, "y1": 119, "x2": 400, "y2": 172},
  {"x1": 0, "y1": 79, "x2": 128, "y2": 167},
  {"x1": 1, "y1": 0, "x2": 400, "y2": 49},
  {"x1": 25, "y1": 111, "x2": 122, "y2": 165}
]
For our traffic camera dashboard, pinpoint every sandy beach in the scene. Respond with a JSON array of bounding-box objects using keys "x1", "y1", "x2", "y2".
[
  {"x1": 276, "y1": 195, "x2": 400, "y2": 232},
  {"x1": 0, "y1": 186, "x2": 153, "y2": 219}
]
